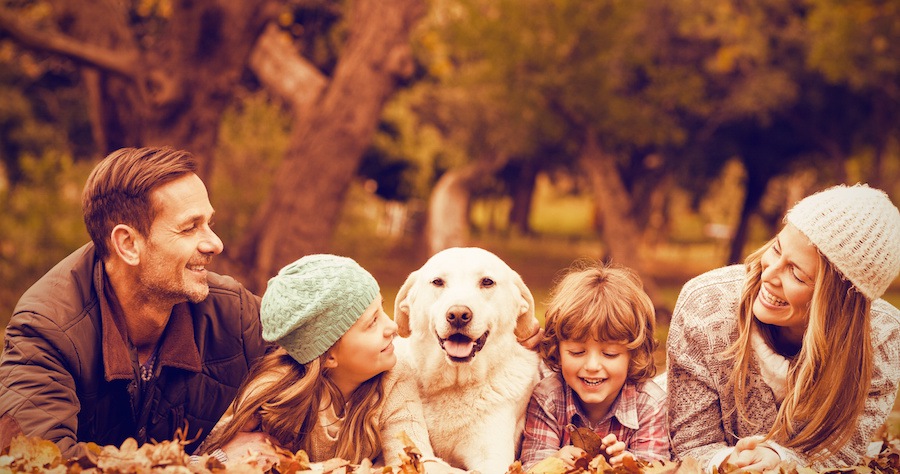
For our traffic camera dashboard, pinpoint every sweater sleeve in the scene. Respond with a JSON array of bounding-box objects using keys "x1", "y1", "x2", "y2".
[
  {"x1": 666, "y1": 279, "x2": 734, "y2": 467},
  {"x1": 379, "y1": 363, "x2": 435, "y2": 467}
]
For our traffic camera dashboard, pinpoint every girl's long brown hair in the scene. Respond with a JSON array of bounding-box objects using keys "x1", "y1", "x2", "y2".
[
  {"x1": 204, "y1": 347, "x2": 387, "y2": 463},
  {"x1": 726, "y1": 239, "x2": 872, "y2": 458}
]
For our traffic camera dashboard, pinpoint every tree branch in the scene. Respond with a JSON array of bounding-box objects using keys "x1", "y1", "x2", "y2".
[
  {"x1": 249, "y1": 23, "x2": 327, "y2": 113},
  {"x1": 0, "y1": 7, "x2": 138, "y2": 79}
]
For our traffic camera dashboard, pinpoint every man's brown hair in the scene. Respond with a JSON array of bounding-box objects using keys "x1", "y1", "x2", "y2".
[{"x1": 82, "y1": 146, "x2": 197, "y2": 259}]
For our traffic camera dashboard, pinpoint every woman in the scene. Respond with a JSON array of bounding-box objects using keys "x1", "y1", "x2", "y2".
[{"x1": 667, "y1": 184, "x2": 900, "y2": 470}]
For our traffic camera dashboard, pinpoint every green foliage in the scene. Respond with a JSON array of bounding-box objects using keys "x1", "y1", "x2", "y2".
[
  {"x1": 805, "y1": 0, "x2": 900, "y2": 93},
  {"x1": 210, "y1": 92, "x2": 292, "y2": 248},
  {"x1": 0, "y1": 151, "x2": 91, "y2": 325}
]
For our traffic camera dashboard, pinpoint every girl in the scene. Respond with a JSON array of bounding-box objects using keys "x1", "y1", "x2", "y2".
[
  {"x1": 667, "y1": 184, "x2": 900, "y2": 470},
  {"x1": 200, "y1": 254, "x2": 459, "y2": 472}
]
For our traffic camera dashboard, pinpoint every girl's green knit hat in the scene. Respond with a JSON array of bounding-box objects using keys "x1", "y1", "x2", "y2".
[{"x1": 260, "y1": 254, "x2": 379, "y2": 364}]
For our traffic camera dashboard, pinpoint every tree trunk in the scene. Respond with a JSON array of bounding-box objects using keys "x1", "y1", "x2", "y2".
[
  {"x1": 727, "y1": 172, "x2": 769, "y2": 264},
  {"x1": 236, "y1": 0, "x2": 425, "y2": 290},
  {"x1": 508, "y1": 162, "x2": 537, "y2": 235},
  {"x1": 639, "y1": 175, "x2": 673, "y2": 248},
  {"x1": 578, "y1": 134, "x2": 663, "y2": 308},
  {"x1": 427, "y1": 169, "x2": 475, "y2": 255},
  {"x1": 107, "y1": 1, "x2": 276, "y2": 180}
]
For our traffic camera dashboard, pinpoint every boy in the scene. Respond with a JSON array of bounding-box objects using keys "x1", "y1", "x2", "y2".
[{"x1": 520, "y1": 261, "x2": 669, "y2": 470}]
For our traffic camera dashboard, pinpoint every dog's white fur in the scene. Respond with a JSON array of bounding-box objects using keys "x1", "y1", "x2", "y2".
[{"x1": 393, "y1": 247, "x2": 542, "y2": 473}]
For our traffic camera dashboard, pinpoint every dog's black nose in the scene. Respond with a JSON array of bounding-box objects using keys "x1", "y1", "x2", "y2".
[{"x1": 446, "y1": 305, "x2": 473, "y2": 328}]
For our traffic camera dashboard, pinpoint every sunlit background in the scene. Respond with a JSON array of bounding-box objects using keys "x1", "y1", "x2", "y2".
[{"x1": 1, "y1": 0, "x2": 898, "y2": 430}]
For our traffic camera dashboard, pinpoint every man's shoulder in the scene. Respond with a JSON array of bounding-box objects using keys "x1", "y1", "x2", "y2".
[
  {"x1": 203, "y1": 272, "x2": 260, "y2": 306},
  {"x1": 206, "y1": 271, "x2": 250, "y2": 296},
  {"x1": 12, "y1": 243, "x2": 98, "y2": 329},
  {"x1": 193, "y1": 272, "x2": 262, "y2": 330}
]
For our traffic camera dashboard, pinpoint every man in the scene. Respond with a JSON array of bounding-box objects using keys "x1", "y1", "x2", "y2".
[{"x1": 0, "y1": 147, "x2": 268, "y2": 457}]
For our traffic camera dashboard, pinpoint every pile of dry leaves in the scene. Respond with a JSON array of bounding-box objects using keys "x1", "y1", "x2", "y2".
[{"x1": 1, "y1": 432, "x2": 897, "y2": 474}]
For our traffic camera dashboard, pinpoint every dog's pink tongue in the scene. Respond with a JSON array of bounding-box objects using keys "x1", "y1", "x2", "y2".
[{"x1": 444, "y1": 339, "x2": 475, "y2": 358}]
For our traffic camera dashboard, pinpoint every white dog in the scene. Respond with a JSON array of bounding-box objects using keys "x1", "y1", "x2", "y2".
[{"x1": 393, "y1": 247, "x2": 542, "y2": 473}]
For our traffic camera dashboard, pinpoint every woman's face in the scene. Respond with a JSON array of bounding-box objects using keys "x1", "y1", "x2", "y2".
[{"x1": 752, "y1": 224, "x2": 819, "y2": 345}]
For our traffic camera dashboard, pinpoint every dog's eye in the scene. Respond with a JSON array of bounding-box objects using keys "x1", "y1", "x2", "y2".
[
  {"x1": 480, "y1": 278, "x2": 495, "y2": 288},
  {"x1": 431, "y1": 278, "x2": 445, "y2": 287}
]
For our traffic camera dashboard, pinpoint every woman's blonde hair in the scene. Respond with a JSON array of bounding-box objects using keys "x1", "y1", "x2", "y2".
[
  {"x1": 727, "y1": 239, "x2": 872, "y2": 458},
  {"x1": 538, "y1": 261, "x2": 658, "y2": 383},
  {"x1": 204, "y1": 347, "x2": 387, "y2": 462}
]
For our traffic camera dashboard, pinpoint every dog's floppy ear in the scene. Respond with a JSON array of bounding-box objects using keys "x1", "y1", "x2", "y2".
[
  {"x1": 513, "y1": 272, "x2": 540, "y2": 341},
  {"x1": 394, "y1": 270, "x2": 419, "y2": 337}
]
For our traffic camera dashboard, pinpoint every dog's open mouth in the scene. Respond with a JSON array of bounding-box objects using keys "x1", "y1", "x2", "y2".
[{"x1": 437, "y1": 331, "x2": 489, "y2": 363}]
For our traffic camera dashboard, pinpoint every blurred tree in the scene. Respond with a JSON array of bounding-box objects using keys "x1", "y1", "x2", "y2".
[
  {"x1": 0, "y1": 0, "x2": 275, "y2": 179},
  {"x1": 0, "y1": 38, "x2": 91, "y2": 185},
  {"x1": 0, "y1": 152, "x2": 92, "y2": 320},
  {"x1": 402, "y1": 0, "x2": 900, "y2": 298},
  {"x1": 405, "y1": 0, "x2": 713, "y2": 302},
  {"x1": 233, "y1": 0, "x2": 426, "y2": 289},
  {"x1": 674, "y1": 0, "x2": 900, "y2": 262},
  {"x1": 804, "y1": 0, "x2": 900, "y2": 190},
  {"x1": 1, "y1": 0, "x2": 426, "y2": 292}
]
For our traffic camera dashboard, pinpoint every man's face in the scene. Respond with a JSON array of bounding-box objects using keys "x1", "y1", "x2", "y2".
[{"x1": 138, "y1": 173, "x2": 223, "y2": 304}]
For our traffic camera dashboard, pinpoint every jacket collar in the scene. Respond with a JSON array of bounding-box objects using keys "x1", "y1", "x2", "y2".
[{"x1": 96, "y1": 261, "x2": 203, "y2": 381}]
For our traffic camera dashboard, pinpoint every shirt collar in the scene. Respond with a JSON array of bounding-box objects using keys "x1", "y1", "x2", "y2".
[
  {"x1": 563, "y1": 379, "x2": 640, "y2": 431},
  {"x1": 96, "y1": 261, "x2": 203, "y2": 381}
]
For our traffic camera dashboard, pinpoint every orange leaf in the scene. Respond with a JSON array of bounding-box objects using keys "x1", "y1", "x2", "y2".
[
  {"x1": 8, "y1": 435, "x2": 62, "y2": 471},
  {"x1": 567, "y1": 425, "x2": 608, "y2": 461}
]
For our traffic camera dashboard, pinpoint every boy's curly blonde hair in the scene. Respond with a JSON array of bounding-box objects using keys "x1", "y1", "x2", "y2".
[{"x1": 538, "y1": 261, "x2": 658, "y2": 383}]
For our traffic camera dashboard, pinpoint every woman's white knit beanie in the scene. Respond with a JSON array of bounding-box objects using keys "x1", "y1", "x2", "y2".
[{"x1": 785, "y1": 184, "x2": 900, "y2": 301}]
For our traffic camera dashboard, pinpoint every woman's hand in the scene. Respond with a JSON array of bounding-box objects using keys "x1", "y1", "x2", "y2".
[
  {"x1": 728, "y1": 436, "x2": 781, "y2": 472},
  {"x1": 600, "y1": 433, "x2": 634, "y2": 467},
  {"x1": 554, "y1": 445, "x2": 588, "y2": 468}
]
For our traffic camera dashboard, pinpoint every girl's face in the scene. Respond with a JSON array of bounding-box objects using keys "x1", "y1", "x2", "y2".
[
  {"x1": 326, "y1": 295, "x2": 398, "y2": 397},
  {"x1": 753, "y1": 224, "x2": 819, "y2": 345},
  {"x1": 558, "y1": 338, "x2": 630, "y2": 424}
]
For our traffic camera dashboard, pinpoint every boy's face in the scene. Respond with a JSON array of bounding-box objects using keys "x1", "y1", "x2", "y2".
[{"x1": 559, "y1": 338, "x2": 630, "y2": 424}]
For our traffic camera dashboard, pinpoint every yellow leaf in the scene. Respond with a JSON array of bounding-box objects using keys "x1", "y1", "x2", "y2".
[
  {"x1": 639, "y1": 460, "x2": 680, "y2": 474},
  {"x1": 8, "y1": 435, "x2": 61, "y2": 471},
  {"x1": 527, "y1": 456, "x2": 568, "y2": 474}
]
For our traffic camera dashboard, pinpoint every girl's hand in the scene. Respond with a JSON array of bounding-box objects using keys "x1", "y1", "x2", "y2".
[
  {"x1": 554, "y1": 445, "x2": 588, "y2": 468},
  {"x1": 728, "y1": 436, "x2": 781, "y2": 472},
  {"x1": 600, "y1": 433, "x2": 634, "y2": 466}
]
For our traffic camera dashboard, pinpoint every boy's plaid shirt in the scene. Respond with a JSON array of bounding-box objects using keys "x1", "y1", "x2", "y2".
[{"x1": 519, "y1": 372, "x2": 669, "y2": 470}]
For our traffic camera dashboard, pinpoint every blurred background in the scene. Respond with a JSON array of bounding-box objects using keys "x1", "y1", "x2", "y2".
[{"x1": 1, "y1": 0, "x2": 899, "y2": 410}]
